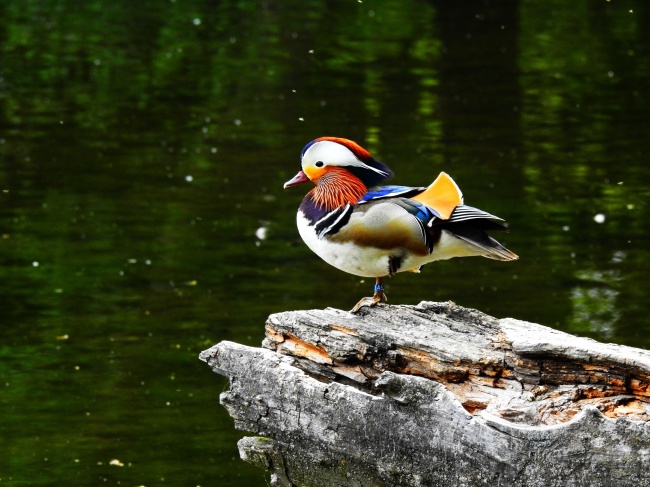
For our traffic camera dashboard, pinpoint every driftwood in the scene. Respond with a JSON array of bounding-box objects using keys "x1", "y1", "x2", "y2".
[{"x1": 200, "y1": 302, "x2": 650, "y2": 486}]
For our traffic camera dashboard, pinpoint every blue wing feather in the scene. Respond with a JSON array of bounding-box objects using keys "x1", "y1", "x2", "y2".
[
  {"x1": 358, "y1": 186, "x2": 443, "y2": 223},
  {"x1": 359, "y1": 185, "x2": 426, "y2": 203},
  {"x1": 389, "y1": 198, "x2": 442, "y2": 223}
]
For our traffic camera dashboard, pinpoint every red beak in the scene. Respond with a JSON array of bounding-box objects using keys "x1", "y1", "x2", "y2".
[{"x1": 283, "y1": 170, "x2": 311, "y2": 188}]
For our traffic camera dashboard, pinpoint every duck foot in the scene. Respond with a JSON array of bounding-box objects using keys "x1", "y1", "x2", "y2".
[{"x1": 350, "y1": 278, "x2": 387, "y2": 313}]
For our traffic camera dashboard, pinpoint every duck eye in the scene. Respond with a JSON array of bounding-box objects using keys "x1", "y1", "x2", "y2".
[{"x1": 315, "y1": 161, "x2": 324, "y2": 168}]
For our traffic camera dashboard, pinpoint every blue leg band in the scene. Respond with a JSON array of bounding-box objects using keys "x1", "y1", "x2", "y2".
[{"x1": 374, "y1": 283, "x2": 385, "y2": 293}]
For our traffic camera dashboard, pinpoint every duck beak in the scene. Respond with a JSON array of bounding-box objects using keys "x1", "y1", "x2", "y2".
[{"x1": 283, "y1": 170, "x2": 310, "y2": 188}]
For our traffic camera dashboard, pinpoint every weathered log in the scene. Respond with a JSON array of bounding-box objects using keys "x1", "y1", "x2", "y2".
[{"x1": 200, "y1": 302, "x2": 650, "y2": 486}]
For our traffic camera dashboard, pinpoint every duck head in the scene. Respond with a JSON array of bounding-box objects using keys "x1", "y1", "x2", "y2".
[{"x1": 284, "y1": 137, "x2": 392, "y2": 189}]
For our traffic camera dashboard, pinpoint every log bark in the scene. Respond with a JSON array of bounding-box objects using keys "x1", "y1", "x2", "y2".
[{"x1": 200, "y1": 302, "x2": 650, "y2": 486}]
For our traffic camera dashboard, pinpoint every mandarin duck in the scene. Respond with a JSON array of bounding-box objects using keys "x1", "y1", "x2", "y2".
[{"x1": 284, "y1": 137, "x2": 518, "y2": 312}]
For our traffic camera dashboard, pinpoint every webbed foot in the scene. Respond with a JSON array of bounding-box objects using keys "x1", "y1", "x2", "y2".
[{"x1": 350, "y1": 278, "x2": 387, "y2": 313}]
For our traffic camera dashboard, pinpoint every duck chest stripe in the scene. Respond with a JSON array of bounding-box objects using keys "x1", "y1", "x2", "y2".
[{"x1": 314, "y1": 204, "x2": 353, "y2": 238}]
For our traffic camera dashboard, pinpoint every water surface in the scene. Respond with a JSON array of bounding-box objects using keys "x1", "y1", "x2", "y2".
[{"x1": 1, "y1": 0, "x2": 649, "y2": 485}]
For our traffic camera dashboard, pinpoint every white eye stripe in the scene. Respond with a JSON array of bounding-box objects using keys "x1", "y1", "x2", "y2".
[
  {"x1": 351, "y1": 159, "x2": 390, "y2": 177},
  {"x1": 303, "y1": 140, "x2": 388, "y2": 176}
]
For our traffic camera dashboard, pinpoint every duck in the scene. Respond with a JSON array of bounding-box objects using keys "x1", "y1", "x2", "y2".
[{"x1": 284, "y1": 136, "x2": 518, "y2": 312}]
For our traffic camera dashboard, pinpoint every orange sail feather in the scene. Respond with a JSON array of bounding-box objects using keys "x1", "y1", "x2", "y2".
[{"x1": 411, "y1": 172, "x2": 464, "y2": 220}]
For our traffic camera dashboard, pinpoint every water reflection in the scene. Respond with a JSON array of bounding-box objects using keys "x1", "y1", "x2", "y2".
[
  {"x1": 1, "y1": 0, "x2": 649, "y2": 485},
  {"x1": 570, "y1": 266, "x2": 622, "y2": 339}
]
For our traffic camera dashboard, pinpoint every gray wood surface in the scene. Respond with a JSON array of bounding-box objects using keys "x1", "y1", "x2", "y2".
[{"x1": 200, "y1": 302, "x2": 650, "y2": 486}]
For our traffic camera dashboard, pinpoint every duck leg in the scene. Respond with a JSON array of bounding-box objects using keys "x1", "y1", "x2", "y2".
[{"x1": 350, "y1": 277, "x2": 388, "y2": 313}]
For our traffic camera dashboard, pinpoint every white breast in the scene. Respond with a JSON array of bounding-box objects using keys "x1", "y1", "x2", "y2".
[{"x1": 297, "y1": 211, "x2": 391, "y2": 277}]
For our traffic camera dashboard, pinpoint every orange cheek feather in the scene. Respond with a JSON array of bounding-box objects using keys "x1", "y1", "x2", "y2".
[{"x1": 303, "y1": 166, "x2": 328, "y2": 182}]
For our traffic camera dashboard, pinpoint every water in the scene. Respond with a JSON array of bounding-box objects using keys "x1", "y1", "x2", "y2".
[{"x1": 1, "y1": 0, "x2": 649, "y2": 485}]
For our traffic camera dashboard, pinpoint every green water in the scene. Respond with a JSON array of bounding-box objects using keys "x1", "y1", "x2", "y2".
[{"x1": 1, "y1": 0, "x2": 649, "y2": 485}]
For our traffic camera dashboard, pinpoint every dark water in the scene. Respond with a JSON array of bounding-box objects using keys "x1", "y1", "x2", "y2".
[{"x1": 1, "y1": 0, "x2": 649, "y2": 485}]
